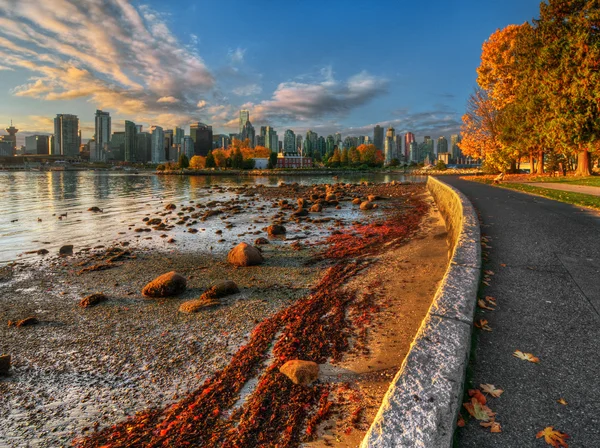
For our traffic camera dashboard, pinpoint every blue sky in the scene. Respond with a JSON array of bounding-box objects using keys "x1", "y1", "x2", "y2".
[{"x1": 0, "y1": 0, "x2": 541, "y2": 144}]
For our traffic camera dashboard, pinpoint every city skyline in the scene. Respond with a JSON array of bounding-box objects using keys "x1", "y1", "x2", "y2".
[{"x1": 0, "y1": 0, "x2": 540, "y2": 145}]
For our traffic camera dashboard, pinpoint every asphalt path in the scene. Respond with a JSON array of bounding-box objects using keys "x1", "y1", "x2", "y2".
[{"x1": 442, "y1": 176, "x2": 600, "y2": 447}]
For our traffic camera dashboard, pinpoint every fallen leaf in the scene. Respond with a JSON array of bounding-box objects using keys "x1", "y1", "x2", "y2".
[
  {"x1": 457, "y1": 414, "x2": 465, "y2": 427},
  {"x1": 513, "y1": 350, "x2": 539, "y2": 363},
  {"x1": 480, "y1": 420, "x2": 502, "y2": 433},
  {"x1": 557, "y1": 398, "x2": 568, "y2": 406},
  {"x1": 478, "y1": 299, "x2": 496, "y2": 311},
  {"x1": 482, "y1": 280, "x2": 491, "y2": 286},
  {"x1": 500, "y1": 263, "x2": 507, "y2": 267},
  {"x1": 474, "y1": 319, "x2": 492, "y2": 331},
  {"x1": 485, "y1": 270, "x2": 495, "y2": 276},
  {"x1": 536, "y1": 426, "x2": 569, "y2": 447},
  {"x1": 480, "y1": 384, "x2": 504, "y2": 398},
  {"x1": 468, "y1": 389, "x2": 487, "y2": 405},
  {"x1": 463, "y1": 398, "x2": 495, "y2": 422},
  {"x1": 485, "y1": 295, "x2": 497, "y2": 303}
]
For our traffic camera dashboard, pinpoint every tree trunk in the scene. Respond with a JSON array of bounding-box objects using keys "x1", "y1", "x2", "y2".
[
  {"x1": 536, "y1": 150, "x2": 544, "y2": 175},
  {"x1": 510, "y1": 160, "x2": 517, "y2": 173},
  {"x1": 529, "y1": 153, "x2": 535, "y2": 175},
  {"x1": 576, "y1": 149, "x2": 592, "y2": 176}
]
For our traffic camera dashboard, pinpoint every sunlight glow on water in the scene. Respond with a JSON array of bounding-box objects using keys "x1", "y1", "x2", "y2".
[{"x1": 0, "y1": 171, "x2": 424, "y2": 264}]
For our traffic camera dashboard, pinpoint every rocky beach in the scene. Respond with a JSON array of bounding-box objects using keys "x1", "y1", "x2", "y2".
[{"x1": 1, "y1": 179, "x2": 448, "y2": 447}]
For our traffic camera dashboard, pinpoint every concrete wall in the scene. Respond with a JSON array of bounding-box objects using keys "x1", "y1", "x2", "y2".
[{"x1": 361, "y1": 176, "x2": 481, "y2": 447}]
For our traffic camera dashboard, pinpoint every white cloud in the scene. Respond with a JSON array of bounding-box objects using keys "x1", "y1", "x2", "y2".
[
  {"x1": 157, "y1": 96, "x2": 180, "y2": 103},
  {"x1": 232, "y1": 84, "x2": 262, "y2": 96},
  {"x1": 196, "y1": 100, "x2": 207, "y2": 108},
  {"x1": 228, "y1": 47, "x2": 245, "y2": 64}
]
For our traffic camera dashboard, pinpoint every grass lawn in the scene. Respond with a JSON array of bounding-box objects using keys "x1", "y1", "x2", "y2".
[
  {"x1": 525, "y1": 175, "x2": 600, "y2": 187},
  {"x1": 468, "y1": 177, "x2": 600, "y2": 210}
]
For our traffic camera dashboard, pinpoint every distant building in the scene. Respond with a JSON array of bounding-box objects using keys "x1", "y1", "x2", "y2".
[
  {"x1": 394, "y1": 135, "x2": 403, "y2": 160},
  {"x1": 284, "y1": 129, "x2": 296, "y2": 154},
  {"x1": 94, "y1": 110, "x2": 111, "y2": 160},
  {"x1": 404, "y1": 132, "x2": 415, "y2": 160},
  {"x1": 25, "y1": 135, "x2": 50, "y2": 155},
  {"x1": 276, "y1": 153, "x2": 313, "y2": 168},
  {"x1": 265, "y1": 126, "x2": 277, "y2": 152},
  {"x1": 174, "y1": 127, "x2": 184, "y2": 146},
  {"x1": 409, "y1": 141, "x2": 419, "y2": 162},
  {"x1": 150, "y1": 125, "x2": 165, "y2": 163},
  {"x1": 437, "y1": 136, "x2": 448, "y2": 155},
  {"x1": 124, "y1": 120, "x2": 137, "y2": 162},
  {"x1": 164, "y1": 129, "x2": 174, "y2": 161},
  {"x1": 0, "y1": 140, "x2": 13, "y2": 156},
  {"x1": 373, "y1": 125, "x2": 384, "y2": 151},
  {"x1": 296, "y1": 135, "x2": 302, "y2": 152},
  {"x1": 239, "y1": 110, "x2": 250, "y2": 134},
  {"x1": 137, "y1": 132, "x2": 152, "y2": 163},
  {"x1": 3, "y1": 121, "x2": 18, "y2": 152},
  {"x1": 182, "y1": 136, "x2": 194, "y2": 159},
  {"x1": 110, "y1": 131, "x2": 125, "y2": 161},
  {"x1": 384, "y1": 127, "x2": 396, "y2": 163},
  {"x1": 189, "y1": 122, "x2": 213, "y2": 156},
  {"x1": 451, "y1": 134, "x2": 461, "y2": 160},
  {"x1": 334, "y1": 133, "x2": 342, "y2": 146},
  {"x1": 242, "y1": 120, "x2": 256, "y2": 148},
  {"x1": 54, "y1": 114, "x2": 79, "y2": 156},
  {"x1": 326, "y1": 135, "x2": 335, "y2": 154}
]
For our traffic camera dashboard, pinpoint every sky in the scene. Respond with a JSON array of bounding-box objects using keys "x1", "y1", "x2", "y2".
[{"x1": 0, "y1": 0, "x2": 542, "y2": 145}]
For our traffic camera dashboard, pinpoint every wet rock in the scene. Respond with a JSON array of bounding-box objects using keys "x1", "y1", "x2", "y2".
[
  {"x1": 59, "y1": 245, "x2": 73, "y2": 256},
  {"x1": 368, "y1": 195, "x2": 381, "y2": 202},
  {"x1": 147, "y1": 218, "x2": 162, "y2": 226},
  {"x1": 297, "y1": 198, "x2": 308, "y2": 208},
  {"x1": 88, "y1": 206, "x2": 103, "y2": 213},
  {"x1": 360, "y1": 201, "x2": 374, "y2": 210},
  {"x1": 142, "y1": 271, "x2": 187, "y2": 297},
  {"x1": 37, "y1": 248, "x2": 49, "y2": 255},
  {"x1": 267, "y1": 224, "x2": 286, "y2": 236},
  {"x1": 0, "y1": 354, "x2": 10, "y2": 375},
  {"x1": 279, "y1": 360, "x2": 319, "y2": 385},
  {"x1": 165, "y1": 203, "x2": 177, "y2": 210},
  {"x1": 352, "y1": 198, "x2": 362, "y2": 205},
  {"x1": 79, "y1": 293, "x2": 107, "y2": 308},
  {"x1": 227, "y1": 243, "x2": 264, "y2": 267},
  {"x1": 291, "y1": 208, "x2": 309, "y2": 218},
  {"x1": 326, "y1": 194, "x2": 337, "y2": 202},
  {"x1": 179, "y1": 296, "x2": 220, "y2": 313},
  {"x1": 255, "y1": 237, "x2": 270, "y2": 245},
  {"x1": 310, "y1": 204, "x2": 322, "y2": 213}
]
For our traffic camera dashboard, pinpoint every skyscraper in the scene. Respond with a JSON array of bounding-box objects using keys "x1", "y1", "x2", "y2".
[
  {"x1": 296, "y1": 135, "x2": 302, "y2": 152},
  {"x1": 451, "y1": 134, "x2": 461, "y2": 160},
  {"x1": 150, "y1": 125, "x2": 165, "y2": 163},
  {"x1": 137, "y1": 132, "x2": 152, "y2": 163},
  {"x1": 54, "y1": 114, "x2": 79, "y2": 156},
  {"x1": 242, "y1": 120, "x2": 256, "y2": 147},
  {"x1": 404, "y1": 132, "x2": 415, "y2": 160},
  {"x1": 373, "y1": 125, "x2": 384, "y2": 151},
  {"x1": 94, "y1": 110, "x2": 111, "y2": 159},
  {"x1": 182, "y1": 136, "x2": 194, "y2": 159},
  {"x1": 384, "y1": 127, "x2": 396, "y2": 163},
  {"x1": 124, "y1": 120, "x2": 138, "y2": 162},
  {"x1": 239, "y1": 110, "x2": 250, "y2": 135},
  {"x1": 189, "y1": 122, "x2": 213, "y2": 156},
  {"x1": 25, "y1": 135, "x2": 49, "y2": 155},
  {"x1": 284, "y1": 129, "x2": 296, "y2": 154},
  {"x1": 264, "y1": 126, "x2": 278, "y2": 152},
  {"x1": 437, "y1": 136, "x2": 449, "y2": 155}
]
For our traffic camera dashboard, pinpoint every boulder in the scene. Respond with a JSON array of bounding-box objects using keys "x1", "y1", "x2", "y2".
[
  {"x1": 179, "y1": 297, "x2": 220, "y2": 313},
  {"x1": 88, "y1": 206, "x2": 103, "y2": 213},
  {"x1": 297, "y1": 198, "x2": 308, "y2": 208},
  {"x1": 280, "y1": 360, "x2": 319, "y2": 386},
  {"x1": 165, "y1": 203, "x2": 177, "y2": 210},
  {"x1": 79, "y1": 293, "x2": 107, "y2": 308},
  {"x1": 255, "y1": 237, "x2": 270, "y2": 245},
  {"x1": 37, "y1": 249, "x2": 49, "y2": 255},
  {"x1": 360, "y1": 201, "x2": 374, "y2": 210},
  {"x1": 59, "y1": 245, "x2": 73, "y2": 256},
  {"x1": 207, "y1": 280, "x2": 239, "y2": 298},
  {"x1": 326, "y1": 194, "x2": 337, "y2": 202},
  {"x1": 142, "y1": 271, "x2": 187, "y2": 297},
  {"x1": 291, "y1": 208, "x2": 309, "y2": 218},
  {"x1": 368, "y1": 195, "x2": 381, "y2": 202},
  {"x1": 352, "y1": 198, "x2": 362, "y2": 205},
  {"x1": 0, "y1": 354, "x2": 10, "y2": 375},
  {"x1": 310, "y1": 204, "x2": 322, "y2": 213},
  {"x1": 267, "y1": 224, "x2": 286, "y2": 236},
  {"x1": 227, "y1": 243, "x2": 264, "y2": 267}
]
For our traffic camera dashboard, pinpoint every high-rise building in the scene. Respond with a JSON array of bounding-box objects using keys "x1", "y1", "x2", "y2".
[
  {"x1": 0, "y1": 140, "x2": 13, "y2": 156},
  {"x1": 437, "y1": 136, "x2": 448, "y2": 155},
  {"x1": 317, "y1": 136, "x2": 326, "y2": 156},
  {"x1": 373, "y1": 125, "x2": 384, "y2": 151},
  {"x1": 404, "y1": 132, "x2": 415, "y2": 160},
  {"x1": 174, "y1": 127, "x2": 184, "y2": 146},
  {"x1": 163, "y1": 129, "x2": 174, "y2": 161},
  {"x1": 284, "y1": 129, "x2": 296, "y2": 154},
  {"x1": 242, "y1": 120, "x2": 256, "y2": 147},
  {"x1": 451, "y1": 134, "x2": 461, "y2": 160},
  {"x1": 182, "y1": 136, "x2": 194, "y2": 159},
  {"x1": 150, "y1": 125, "x2": 165, "y2": 163},
  {"x1": 54, "y1": 114, "x2": 79, "y2": 156},
  {"x1": 124, "y1": 120, "x2": 138, "y2": 162},
  {"x1": 94, "y1": 110, "x2": 111, "y2": 159},
  {"x1": 394, "y1": 135, "x2": 403, "y2": 160},
  {"x1": 296, "y1": 135, "x2": 302, "y2": 152},
  {"x1": 264, "y1": 126, "x2": 277, "y2": 152},
  {"x1": 137, "y1": 132, "x2": 152, "y2": 163},
  {"x1": 326, "y1": 135, "x2": 335, "y2": 154},
  {"x1": 239, "y1": 110, "x2": 250, "y2": 135},
  {"x1": 4, "y1": 120, "x2": 18, "y2": 152},
  {"x1": 424, "y1": 136, "x2": 434, "y2": 158},
  {"x1": 409, "y1": 141, "x2": 419, "y2": 162},
  {"x1": 109, "y1": 131, "x2": 125, "y2": 160},
  {"x1": 334, "y1": 133, "x2": 342, "y2": 146},
  {"x1": 25, "y1": 135, "x2": 50, "y2": 155},
  {"x1": 189, "y1": 122, "x2": 213, "y2": 156},
  {"x1": 384, "y1": 127, "x2": 396, "y2": 162}
]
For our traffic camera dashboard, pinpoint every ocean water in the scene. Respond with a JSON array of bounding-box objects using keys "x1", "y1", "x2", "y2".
[{"x1": 0, "y1": 171, "x2": 425, "y2": 264}]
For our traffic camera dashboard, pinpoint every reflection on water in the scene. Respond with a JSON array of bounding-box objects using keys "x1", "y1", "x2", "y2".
[{"x1": 0, "y1": 171, "x2": 425, "y2": 264}]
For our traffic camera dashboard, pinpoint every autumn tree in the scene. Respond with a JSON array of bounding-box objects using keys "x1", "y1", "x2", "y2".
[
  {"x1": 348, "y1": 146, "x2": 360, "y2": 165},
  {"x1": 341, "y1": 148, "x2": 349, "y2": 166},
  {"x1": 231, "y1": 147, "x2": 244, "y2": 169},
  {"x1": 212, "y1": 149, "x2": 228, "y2": 168},
  {"x1": 189, "y1": 155, "x2": 205, "y2": 170},
  {"x1": 205, "y1": 150, "x2": 216, "y2": 168}
]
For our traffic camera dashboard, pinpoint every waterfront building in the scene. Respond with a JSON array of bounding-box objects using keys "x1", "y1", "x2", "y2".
[
  {"x1": 317, "y1": 136, "x2": 326, "y2": 156},
  {"x1": 284, "y1": 129, "x2": 296, "y2": 154},
  {"x1": 239, "y1": 110, "x2": 250, "y2": 134},
  {"x1": 0, "y1": 140, "x2": 13, "y2": 156},
  {"x1": 3, "y1": 121, "x2": 18, "y2": 152},
  {"x1": 265, "y1": 126, "x2": 277, "y2": 152},
  {"x1": 384, "y1": 127, "x2": 396, "y2": 163},
  {"x1": 326, "y1": 135, "x2": 335, "y2": 154},
  {"x1": 404, "y1": 132, "x2": 415, "y2": 160},
  {"x1": 109, "y1": 131, "x2": 125, "y2": 161},
  {"x1": 150, "y1": 125, "x2": 165, "y2": 163},
  {"x1": 437, "y1": 136, "x2": 448, "y2": 155},
  {"x1": 124, "y1": 120, "x2": 137, "y2": 162},
  {"x1": 242, "y1": 120, "x2": 256, "y2": 148},
  {"x1": 334, "y1": 132, "x2": 342, "y2": 146},
  {"x1": 25, "y1": 135, "x2": 50, "y2": 155},
  {"x1": 394, "y1": 135, "x2": 403, "y2": 160},
  {"x1": 305, "y1": 130, "x2": 318, "y2": 156},
  {"x1": 137, "y1": 132, "x2": 152, "y2": 163},
  {"x1": 373, "y1": 125, "x2": 384, "y2": 151},
  {"x1": 296, "y1": 135, "x2": 302, "y2": 152},
  {"x1": 409, "y1": 141, "x2": 418, "y2": 162},
  {"x1": 94, "y1": 110, "x2": 111, "y2": 160},
  {"x1": 189, "y1": 122, "x2": 213, "y2": 156},
  {"x1": 451, "y1": 134, "x2": 461, "y2": 160},
  {"x1": 54, "y1": 114, "x2": 79, "y2": 156},
  {"x1": 276, "y1": 153, "x2": 314, "y2": 168},
  {"x1": 182, "y1": 136, "x2": 194, "y2": 159},
  {"x1": 255, "y1": 135, "x2": 265, "y2": 147}
]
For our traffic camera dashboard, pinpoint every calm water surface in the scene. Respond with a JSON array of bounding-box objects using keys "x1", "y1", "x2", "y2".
[{"x1": 0, "y1": 171, "x2": 425, "y2": 264}]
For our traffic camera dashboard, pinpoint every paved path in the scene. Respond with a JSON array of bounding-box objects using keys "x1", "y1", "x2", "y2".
[
  {"x1": 442, "y1": 177, "x2": 600, "y2": 447},
  {"x1": 520, "y1": 182, "x2": 600, "y2": 197}
]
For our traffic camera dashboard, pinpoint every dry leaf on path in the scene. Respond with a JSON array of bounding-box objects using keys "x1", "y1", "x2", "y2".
[
  {"x1": 536, "y1": 426, "x2": 569, "y2": 447},
  {"x1": 478, "y1": 299, "x2": 496, "y2": 310},
  {"x1": 480, "y1": 384, "x2": 503, "y2": 398},
  {"x1": 480, "y1": 420, "x2": 502, "y2": 433},
  {"x1": 485, "y1": 295, "x2": 497, "y2": 304},
  {"x1": 468, "y1": 389, "x2": 487, "y2": 405},
  {"x1": 463, "y1": 398, "x2": 495, "y2": 422},
  {"x1": 475, "y1": 319, "x2": 492, "y2": 331},
  {"x1": 457, "y1": 414, "x2": 465, "y2": 427},
  {"x1": 513, "y1": 350, "x2": 539, "y2": 363},
  {"x1": 557, "y1": 398, "x2": 568, "y2": 406}
]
